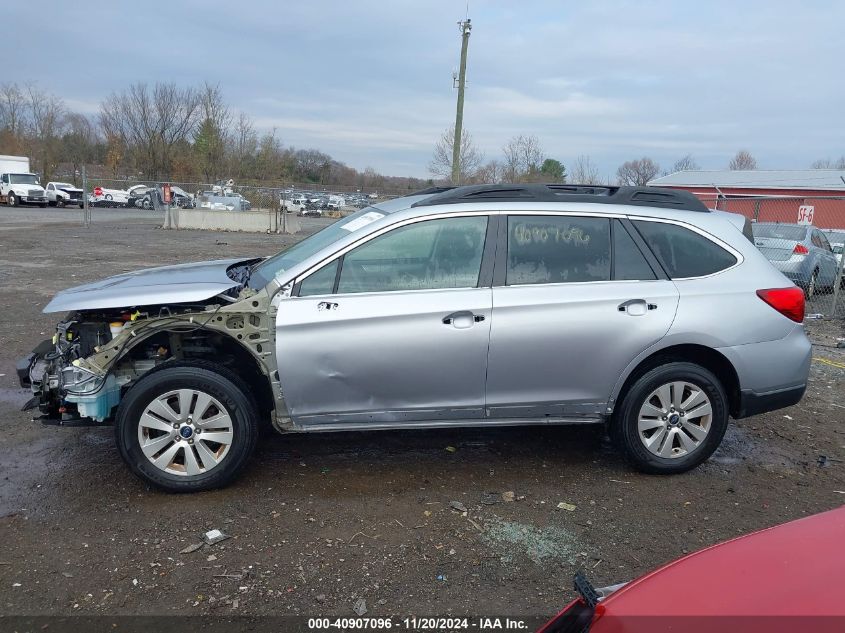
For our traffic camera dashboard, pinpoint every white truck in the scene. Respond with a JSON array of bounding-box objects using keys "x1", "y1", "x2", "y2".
[
  {"x1": 46, "y1": 182, "x2": 85, "y2": 208},
  {"x1": 0, "y1": 155, "x2": 47, "y2": 207}
]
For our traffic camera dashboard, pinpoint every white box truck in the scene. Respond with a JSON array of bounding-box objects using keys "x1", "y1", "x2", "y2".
[{"x1": 0, "y1": 155, "x2": 47, "y2": 207}]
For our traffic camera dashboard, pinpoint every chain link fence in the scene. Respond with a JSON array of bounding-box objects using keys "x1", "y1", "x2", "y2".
[
  {"x1": 699, "y1": 195, "x2": 845, "y2": 318},
  {"x1": 73, "y1": 172, "x2": 405, "y2": 232},
  {"x1": 76, "y1": 174, "x2": 401, "y2": 212}
]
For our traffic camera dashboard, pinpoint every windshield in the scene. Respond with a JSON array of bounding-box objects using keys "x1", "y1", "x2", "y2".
[
  {"x1": 250, "y1": 207, "x2": 387, "y2": 287},
  {"x1": 10, "y1": 174, "x2": 40, "y2": 185},
  {"x1": 55, "y1": 182, "x2": 74, "y2": 188},
  {"x1": 752, "y1": 224, "x2": 807, "y2": 241}
]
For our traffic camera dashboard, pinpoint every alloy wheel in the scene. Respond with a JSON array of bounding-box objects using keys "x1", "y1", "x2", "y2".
[
  {"x1": 137, "y1": 388, "x2": 234, "y2": 476},
  {"x1": 637, "y1": 381, "x2": 712, "y2": 459}
]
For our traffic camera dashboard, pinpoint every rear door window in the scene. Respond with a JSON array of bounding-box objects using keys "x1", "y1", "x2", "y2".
[
  {"x1": 506, "y1": 216, "x2": 610, "y2": 285},
  {"x1": 632, "y1": 220, "x2": 737, "y2": 279}
]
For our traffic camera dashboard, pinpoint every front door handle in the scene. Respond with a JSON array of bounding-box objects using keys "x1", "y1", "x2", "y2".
[
  {"x1": 317, "y1": 301, "x2": 338, "y2": 311},
  {"x1": 442, "y1": 311, "x2": 485, "y2": 328}
]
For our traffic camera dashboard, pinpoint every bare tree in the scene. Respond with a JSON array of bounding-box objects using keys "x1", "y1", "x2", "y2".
[
  {"x1": 476, "y1": 159, "x2": 502, "y2": 183},
  {"x1": 26, "y1": 85, "x2": 66, "y2": 182},
  {"x1": 226, "y1": 111, "x2": 258, "y2": 180},
  {"x1": 502, "y1": 134, "x2": 543, "y2": 182},
  {"x1": 616, "y1": 157, "x2": 660, "y2": 186},
  {"x1": 194, "y1": 83, "x2": 231, "y2": 182},
  {"x1": 728, "y1": 150, "x2": 757, "y2": 170},
  {"x1": 100, "y1": 82, "x2": 201, "y2": 178},
  {"x1": 811, "y1": 157, "x2": 845, "y2": 169},
  {"x1": 62, "y1": 112, "x2": 98, "y2": 183},
  {"x1": 671, "y1": 154, "x2": 699, "y2": 172},
  {"x1": 570, "y1": 154, "x2": 602, "y2": 184},
  {"x1": 429, "y1": 126, "x2": 483, "y2": 183},
  {"x1": 0, "y1": 82, "x2": 27, "y2": 153}
]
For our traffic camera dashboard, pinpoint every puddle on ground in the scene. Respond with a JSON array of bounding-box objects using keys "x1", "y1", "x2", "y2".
[
  {"x1": 708, "y1": 424, "x2": 803, "y2": 474},
  {"x1": 482, "y1": 516, "x2": 581, "y2": 565}
]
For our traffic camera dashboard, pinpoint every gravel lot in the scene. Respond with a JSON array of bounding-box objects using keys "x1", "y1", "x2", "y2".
[{"x1": 1, "y1": 207, "x2": 844, "y2": 620}]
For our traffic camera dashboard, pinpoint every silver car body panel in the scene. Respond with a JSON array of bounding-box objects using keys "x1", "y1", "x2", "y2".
[
  {"x1": 277, "y1": 286, "x2": 492, "y2": 425},
  {"x1": 43, "y1": 258, "x2": 254, "y2": 313},
  {"x1": 486, "y1": 279, "x2": 679, "y2": 418}
]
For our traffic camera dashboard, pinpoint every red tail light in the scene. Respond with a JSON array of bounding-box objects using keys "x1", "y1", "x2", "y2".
[
  {"x1": 756, "y1": 287, "x2": 805, "y2": 322},
  {"x1": 793, "y1": 243, "x2": 809, "y2": 255}
]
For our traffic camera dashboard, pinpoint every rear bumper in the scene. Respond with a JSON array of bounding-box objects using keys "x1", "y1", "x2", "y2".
[
  {"x1": 735, "y1": 384, "x2": 806, "y2": 419},
  {"x1": 716, "y1": 324, "x2": 812, "y2": 418}
]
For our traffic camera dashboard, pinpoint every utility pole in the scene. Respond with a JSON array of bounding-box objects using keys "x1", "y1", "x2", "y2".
[{"x1": 451, "y1": 17, "x2": 472, "y2": 184}]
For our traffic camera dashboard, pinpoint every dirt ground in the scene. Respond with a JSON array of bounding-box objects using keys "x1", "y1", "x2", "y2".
[{"x1": 1, "y1": 208, "x2": 844, "y2": 620}]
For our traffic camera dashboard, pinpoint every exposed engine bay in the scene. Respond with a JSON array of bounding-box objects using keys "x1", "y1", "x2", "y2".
[{"x1": 17, "y1": 275, "x2": 283, "y2": 426}]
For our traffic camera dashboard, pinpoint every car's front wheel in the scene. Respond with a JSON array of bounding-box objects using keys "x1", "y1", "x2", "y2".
[
  {"x1": 7, "y1": 193, "x2": 17, "y2": 207},
  {"x1": 613, "y1": 362, "x2": 729, "y2": 474},
  {"x1": 115, "y1": 363, "x2": 260, "y2": 492}
]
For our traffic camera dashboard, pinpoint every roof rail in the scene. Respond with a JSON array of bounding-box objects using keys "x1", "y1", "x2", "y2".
[
  {"x1": 406, "y1": 186, "x2": 457, "y2": 197},
  {"x1": 411, "y1": 183, "x2": 710, "y2": 213}
]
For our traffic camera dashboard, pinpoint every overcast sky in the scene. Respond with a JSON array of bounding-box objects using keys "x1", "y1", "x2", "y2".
[{"x1": 6, "y1": 0, "x2": 844, "y2": 179}]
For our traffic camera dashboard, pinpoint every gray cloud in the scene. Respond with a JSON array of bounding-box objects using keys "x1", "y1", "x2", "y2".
[{"x1": 5, "y1": 0, "x2": 844, "y2": 179}]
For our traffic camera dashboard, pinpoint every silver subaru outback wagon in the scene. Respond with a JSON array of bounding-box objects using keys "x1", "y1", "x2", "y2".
[{"x1": 18, "y1": 184, "x2": 812, "y2": 492}]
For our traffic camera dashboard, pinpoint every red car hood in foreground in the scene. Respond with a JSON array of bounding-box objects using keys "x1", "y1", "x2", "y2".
[{"x1": 541, "y1": 505, "x2": 845, "y2": 633}]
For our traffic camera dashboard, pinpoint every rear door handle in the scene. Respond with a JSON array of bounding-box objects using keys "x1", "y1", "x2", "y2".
[
  {"x1": 618, "y1": 299, "x2": 657, "y2": 316},
  {"x1": 442, "y1": 311, "x2": 485, "y2": 328}
]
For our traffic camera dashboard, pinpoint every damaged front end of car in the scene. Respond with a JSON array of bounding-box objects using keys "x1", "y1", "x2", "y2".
[
  {"x1": 17, "y1": 258, "x2": 286, "y2": 428},
  {"x1": 18, "y1": 308, "x2": 179, "y2": 424}
]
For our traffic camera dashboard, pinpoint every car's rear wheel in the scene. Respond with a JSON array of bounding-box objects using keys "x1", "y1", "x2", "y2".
[
  {"x1": 806, "y1": 269, "x2": 818, "y2": 299},
  {"x1": 115, "y1": 363, "x2": 260, "y2": 492},
  {"x1": 613, "y1": 362, "x2": 729, "y2": 474}
]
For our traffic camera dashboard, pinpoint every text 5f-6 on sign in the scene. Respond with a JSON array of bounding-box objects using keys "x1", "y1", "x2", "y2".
[{"x1": 797, "y1": 205, "x2": 815, "y2": 225}]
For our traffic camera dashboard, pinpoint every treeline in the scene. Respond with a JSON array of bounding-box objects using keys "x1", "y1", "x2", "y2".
[
  {"x1": 433, "y1": 129, "x2": 845, "y2": 187},
  {"x1": 0, "y1": 82, "x2": 429, "y2": 192}
]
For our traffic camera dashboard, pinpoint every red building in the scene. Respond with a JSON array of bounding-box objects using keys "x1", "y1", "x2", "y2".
[{"x1": 648, "y1": 170, "x2": 845, "y2": 229}]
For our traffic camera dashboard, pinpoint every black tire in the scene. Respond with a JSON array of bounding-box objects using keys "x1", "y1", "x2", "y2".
[
  {"x1": 7, "y1": 193, "x2": 16, "y2": 207},
  {"x1": 115, "y1": 362, "x2": 260, "y2": 492},
  {"x1": 805, "y1": 269, "x2": 818, "y2": 299},
  {"x1": 612, "y1": 362, "x2": 729, "y2": 474}
]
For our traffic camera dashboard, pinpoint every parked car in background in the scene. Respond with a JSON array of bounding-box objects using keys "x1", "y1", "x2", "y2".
[
  {"x1": 281, "y1": 195, "x2": 306, "y2": 213},
  {"x1": 45, "y1": 182, "x2": 84, "y2": 208},
  {"x1": 231, "y1": 192, "x2": 251, "y2": 211},
  {"x1": 91, "y1": 184, "x2": 149, "y2": 207},
  {"x1": 539, "y1": 505, "x2": 845, "y2": 633},
  {"x1": 751, "y1": 222, "x2": 839, "y2": 297},
  {"x1": 138, "y1": 186, "x2": 194, "y2": 210},
  {"x1": 821, "y1": 229, "x2": 844, "y2": 273},
  {"x1": 18, "y1": 184, "x2": 811, "y2": 492},
  {"x1": 127, "y1": 186, "x2": 154, "y2": 209}
]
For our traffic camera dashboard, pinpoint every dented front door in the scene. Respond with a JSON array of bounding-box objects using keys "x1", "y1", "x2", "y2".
[{"x1": 275, "y1": 287, "x2": 492, "y2": 426}]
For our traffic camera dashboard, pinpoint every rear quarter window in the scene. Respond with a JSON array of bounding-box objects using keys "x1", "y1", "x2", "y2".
[{"x1": 632, "y1": 220, "x2": 737, "y2": 278}]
